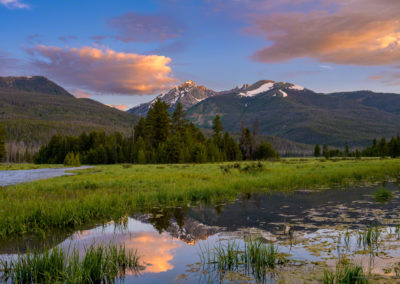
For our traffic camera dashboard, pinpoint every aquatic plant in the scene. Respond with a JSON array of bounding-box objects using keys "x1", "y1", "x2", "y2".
[
  {"x1": 323, "y1": 262, "x2": 369, "y2": 284},
  {"x1": 373, "y1": 187, "x2": 394, "y2": 203},
  {"x1": 199, "y1": 239, "x2": 286, "y2": 282},
  {"x1": 0, "y1": 244, "x2": 142, "y2": 283},
  {"x1": 357, "y1": 226, "x2": 380, "y2": 249}
]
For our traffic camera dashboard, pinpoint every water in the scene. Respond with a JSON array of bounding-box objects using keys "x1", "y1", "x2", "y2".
[
  {"x1": 0, "y1": 166, "x2": 92, "y2": 186},
  {"x1": 1, "y1": 182, "x2": 400, "y2": 283}
]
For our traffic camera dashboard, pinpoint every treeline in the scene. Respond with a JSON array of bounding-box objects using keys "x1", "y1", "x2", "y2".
[
  {"x1": 34, "y1": 100, "x2": 278, "y2": 165},
  {"x1": 314, "y1": 136, "x2": 400, "y2": 158}
]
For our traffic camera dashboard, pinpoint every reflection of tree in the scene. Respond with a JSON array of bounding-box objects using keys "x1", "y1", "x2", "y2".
[{"x1": 147, "y1": 206, "x2": 189, "y2": 233}]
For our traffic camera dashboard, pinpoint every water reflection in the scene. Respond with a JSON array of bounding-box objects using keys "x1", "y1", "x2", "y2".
[{"x1": 1, "y1": 183, "x2": 400, "y2": 283}]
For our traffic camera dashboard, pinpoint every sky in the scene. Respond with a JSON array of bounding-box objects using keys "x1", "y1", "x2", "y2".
[{"x1": 1, "y1": 0, "x2": 400, "y2": 109}]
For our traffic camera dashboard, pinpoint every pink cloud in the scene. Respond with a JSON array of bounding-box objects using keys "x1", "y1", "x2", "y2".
[
  {"x1": 28, "y1": 45, "x2": 177, "y2": 95},
  {"x1": 74, "y1": 89, "x2": 91, "y2": 99},
  {"x1": 244, "y1": 0, "x2": 400, "y2": 66},
  {"x1": 105, "y1": 104, "x2": 128, "y2": 111},
  {"x1": 109, "y1": 12, "x2": 183, "y2": 43}
]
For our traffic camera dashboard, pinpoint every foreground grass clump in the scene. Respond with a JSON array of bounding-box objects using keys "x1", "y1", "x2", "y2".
[
  {"x1": 0, "y1": 158, "x2": 400, "y2": 239},
  {"x1": 323, "y1": 263, "x2": 368, "y2": 284},
  {"x1": 199, "y1": 240, "x2": 286, "y2": 282},
  {"x1": 0, "y1": 244, "x2": 141, "y2": 283},
  {"x1": 373, "y1": 187, "x2": 394, "y2": 203},
  {"x1": 0, "y1": 163, "x2": 64, "y2": 171}
]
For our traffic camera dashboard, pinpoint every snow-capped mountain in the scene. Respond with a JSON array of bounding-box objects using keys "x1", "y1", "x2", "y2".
[
  {"x1": 128, "y1": 80, "x2": 216, "y2": 116},
  {"x1": 237, "y1": 80, "x2": 305, "y2": 98}
]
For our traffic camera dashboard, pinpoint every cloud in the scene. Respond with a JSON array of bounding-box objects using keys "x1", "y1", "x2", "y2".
[
  {"x1": 369, "y1": 70, "x2": 400, "y2": 86},
  {"x1": 58, "y1": 35, "x2": 77, "y2": 44},
  {"x1": 105, "y1": 104, "x2": 128, "y2": 111},
  {"x1": 246, "y1": 0, "x2": 400, "y2": 66},
  {"x1": 73, "y1": 89, "x2": 91, "y2": 99},
  {"x1": 90, "y1": 35, "x2": 106, "y2": 44},
  {"x1": 109, "y1": 12, "x2": 183, "y2": 42},
  {"x1": 0, "y1": 0, "x2": 29, "y2": 9},
  {"x1": 27, "y1": 45, "x2": 177, "y2": 95}
]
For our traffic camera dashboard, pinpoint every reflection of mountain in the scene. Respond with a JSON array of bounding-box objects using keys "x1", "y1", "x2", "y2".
[{"x1": 136, "y1": 214, "x2": 224, "y2": 245}]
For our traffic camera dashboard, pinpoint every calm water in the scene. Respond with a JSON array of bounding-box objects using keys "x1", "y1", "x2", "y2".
[
  {"x1": 0, "y1": 166, "x2": 92, "y2": 186},
  {"x1": 1, "y1": 182, "x2": 400, "y2": 283}
]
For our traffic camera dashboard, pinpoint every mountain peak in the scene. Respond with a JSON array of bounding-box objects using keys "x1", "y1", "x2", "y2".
[{"x1": 179, "y1": 80, "x2": 196, "y2": 88}]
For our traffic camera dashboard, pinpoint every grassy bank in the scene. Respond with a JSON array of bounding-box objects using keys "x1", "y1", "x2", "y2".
[
  {"x1": 0, "y1": 163, "x2": 64, "y2": 171},
  {"x1": 0, "y1": 158, "x2": 399, "y2": 239}
]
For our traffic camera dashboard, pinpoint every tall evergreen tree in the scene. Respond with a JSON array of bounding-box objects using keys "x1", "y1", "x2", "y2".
[
  {"x1": 212, "y1": 115, "x2": 223, "y2": 137},
  {"x1": 0, "y1": 124, "x2": 6, "y2": 162},
  {"x1": 240, "y1": 126, "x2": 253, "y2": 160},
  {"x1": 314, "y1": 144, "x2": 321, "y2": 157},
  {"x1": 172, "y1": 102, "x2": 187, "y2": 135},
  {"x1": 323, "y1": 144, "x2": 330, "y2": 159}
]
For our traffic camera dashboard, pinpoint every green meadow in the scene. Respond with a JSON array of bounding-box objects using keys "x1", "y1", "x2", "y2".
[{"x1": 0, "y1": 158, "x2": 399, "y2": 240}]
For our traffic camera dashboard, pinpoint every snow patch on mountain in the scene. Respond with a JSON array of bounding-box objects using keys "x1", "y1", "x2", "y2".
[
  {"x1": 289, "y1": 84, "x2": 304, "y2": 91},
  {"x1": 239, "y1": 82, "x2": 274, "y2": 97},
  {"x1": 279, "y1": 89, "x2": 288, "y2": 97}
]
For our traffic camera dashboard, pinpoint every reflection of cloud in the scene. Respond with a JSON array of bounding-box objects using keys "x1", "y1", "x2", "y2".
[
  {"x1": 109, "y1": 12, "x2": 183, "y2": 43},
  {"x1": 105, "y1": 104, "x2": 128, "y2": 111},
  {"x1": 244, "y1": 0, "x2": 400, "y2": 66},
  {"x1": 28, "y1": 45, "x2": 177, "y2": 95},
  {"x1": 0, "y1": 0, "x2": 29, "y2": 9},
  {"x1": 125, "y1": 232, "x2": 181, "y2": 273}
]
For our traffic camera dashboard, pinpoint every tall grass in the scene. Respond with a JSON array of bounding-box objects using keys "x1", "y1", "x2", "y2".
[
  {"x1": 199, "y1": 240, "x2": 286, "y2": 282},
  {"x1": 0, "y1": 244, "x2": 141, "y2": 283},
  {"x1": 0, "y1": 158, "x2": 399, "y2": 239},
  {"x1": 323, "y1": 263, "x2": 368, "y2": 284},
  {"x1": 373, "y1": 187, "x2": 394, "y2": 203}
]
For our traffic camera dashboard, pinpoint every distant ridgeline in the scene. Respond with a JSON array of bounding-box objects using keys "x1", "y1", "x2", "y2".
[{"x1": 34, "y1": 100, "x2": 279, "y2": 165}]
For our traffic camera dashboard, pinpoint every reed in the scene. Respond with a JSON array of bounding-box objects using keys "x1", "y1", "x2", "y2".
[{"x1": 0, "y1": 244, "x2": 142, "y2": 283}]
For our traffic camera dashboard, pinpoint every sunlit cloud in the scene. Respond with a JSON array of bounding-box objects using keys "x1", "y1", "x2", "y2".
[
  {"x1": 109, "y1": 12, "x2": 183, "y2": 43},
  {"x1": 105, "y1": 104, "x2": 128, "y2": 111},
  {"x1": 0, "y1": 0, "x2": 29, "y2": 9},
  {"x1": 369, "y1": 70, "x2": 400, "y2": 86},
  {"x1": 73, "y1": 89, "x2": 91, "y2": 99},
  {"x1": 27, "y1": 45, "x2": 177, "y2": 95},
  {"x1": 244, "y1": 0, "x2": 400, "y2": 66}
]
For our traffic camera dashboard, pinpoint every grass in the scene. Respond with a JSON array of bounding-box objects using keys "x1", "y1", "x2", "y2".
[
  {"x1": 199, "y1": 240, "x2": 286, "y2": 282},
  {"x1": 0, "y1": 163, "x2": 64, "y2": 171},
  {"x1": 0, "y1": 244, "x2": 141, "y2": 283},
  {"x1": 373, "y1": 187, "x2": 394, "y2": 203},
  {"x1": 323, "y1": 262, "x2": 369, "y2": 284},
  {"x1": 0, "y1": 158, "x2": 399, "y2": 239}
]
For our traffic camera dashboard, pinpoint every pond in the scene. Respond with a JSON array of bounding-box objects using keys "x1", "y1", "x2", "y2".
[
  {"x1": 0, "y1": 166, "x2": 92, "y2": 186},
  {"x1": 1, "y1": 182, "x2": 400, "y2": 283}
]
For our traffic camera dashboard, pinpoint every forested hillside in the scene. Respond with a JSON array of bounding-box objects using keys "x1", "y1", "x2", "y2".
[{"x1": 0, "y1": 76, "x2": 138, "y2": 162}]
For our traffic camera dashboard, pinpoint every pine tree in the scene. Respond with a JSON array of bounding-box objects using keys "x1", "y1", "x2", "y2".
[
  {"x1": 172, "y1": 102, "x2": 187, "y2": 135},
  {"x1": 344, "y1": 142, "x2": 350, "y2": 157},
  {"x1": 212, "y1": 115, "x2": 223, "y2": 137},
  {"x1": 240, "y1": 127, "x2": 253, "y2": 160},
  {"x1": 0, "y1": 124, "x2": 6, "y2": 162},
  {"x1": 323, "y1": 144, "x2": 330, "y2": 159},
  {"x1": 314, "y1": 144, "x2": 321, "y2": 157}
]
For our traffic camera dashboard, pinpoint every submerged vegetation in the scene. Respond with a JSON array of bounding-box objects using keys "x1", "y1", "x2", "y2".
[
  {"x1": 373, "y1": 187, "x2": 394, "y2": 203},
  {"x1": 0, "y1": 158, "x2": 399, "y2": 240},
  {"x1": 0, "y1": 244, "x2": 142, "y2": 283}
]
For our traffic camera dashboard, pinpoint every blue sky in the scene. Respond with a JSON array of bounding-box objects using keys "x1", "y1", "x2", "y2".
[{"x1": 1, "y1": 0, "x2": 400, "y2": 109}]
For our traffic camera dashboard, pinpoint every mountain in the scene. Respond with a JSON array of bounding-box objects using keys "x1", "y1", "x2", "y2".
[
  {"x1": 128, "y1": 80, "x2": 216, "y2": 116},
  {"x1": 0, "y1": 76, "x2": 138, "y2": 153},
  {"x1": 329, "y1": 91, "x2": 400, "y2": 115},
  {"x1": 185, "y1": 80, "x2": 400, "y2": 146}
]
